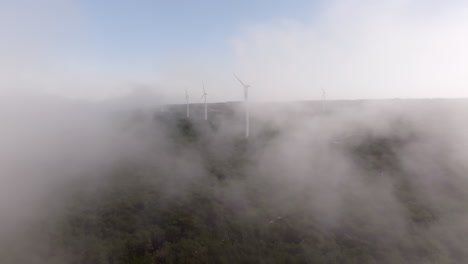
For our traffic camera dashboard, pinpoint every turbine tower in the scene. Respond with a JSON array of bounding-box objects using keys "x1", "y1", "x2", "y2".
[
  {"x1": 321, "y1": 88, "x2": 326, "y2": 111},
  {"x1": 233, "y1": 73, "x2": 250, "y2": 138},
  {"x1": 185, "y1": 88, "x2": 190, "y2": 118},
  {"x1": 201, "y1": 82, "x2": 208, "y2": 121}
]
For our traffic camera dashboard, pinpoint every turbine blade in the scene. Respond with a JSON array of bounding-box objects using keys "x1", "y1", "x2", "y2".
[{"x1": 233, "y1": 73, "x2": 247, "y2": 87}]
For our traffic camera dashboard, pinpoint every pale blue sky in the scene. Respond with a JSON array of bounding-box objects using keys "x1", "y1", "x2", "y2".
[
  {"x1": 2, "y1": 0, "x2": 468, "y2": 101},
  {"x1": 76, "y1": 0, "x2": 321, "y2": 63}
]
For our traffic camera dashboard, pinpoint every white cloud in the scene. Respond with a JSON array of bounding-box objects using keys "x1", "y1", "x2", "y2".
[
  {"x1": 2, "y1": 0, "x2": 468, "y2": 101},
  {"x1": 230, "y1": 0, "x2": 468, "y2": 101}
]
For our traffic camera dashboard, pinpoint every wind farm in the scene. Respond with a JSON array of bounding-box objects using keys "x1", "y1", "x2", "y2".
[
  {"x1": 17, "y1": 94, "x2": 468, "y2": 264},
  {"x1": 3, "y1": 0, "x2": 468, "y2": 263},
  {"x1": 4, "y1": 83, "x2": 468, "y2": 264}
]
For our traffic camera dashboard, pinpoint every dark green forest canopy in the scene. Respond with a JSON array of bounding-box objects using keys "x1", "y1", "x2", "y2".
[{"x1": 2, "y1": 101, "x2": 468, "y2": 264}]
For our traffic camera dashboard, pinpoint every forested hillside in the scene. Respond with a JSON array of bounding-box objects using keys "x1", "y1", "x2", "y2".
[{"x1": 2, "y1": 101, "x2": 468, "y2": 264}]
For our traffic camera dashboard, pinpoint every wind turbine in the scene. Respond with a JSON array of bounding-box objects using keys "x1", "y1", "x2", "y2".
[
  {"x1": 233, "y1": 73, "x2": 250, "y2": 138},
  {"x1": 321, "y1": 88, "x2": 326, "y2": 111},
  {"x1": 201, "y1": 82, "x2": 208, "y2": 121},
  {"x1": 185, "y1": 88, "x2": 190, "y2": 118}
]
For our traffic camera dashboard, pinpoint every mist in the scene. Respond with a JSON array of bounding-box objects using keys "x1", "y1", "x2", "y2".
[
  {"x1": 1, "y1": 88, "x2": 468, "y2": 263},
  {"x1": 2, "y1": 0, "x2": 468, "y2": 263}
]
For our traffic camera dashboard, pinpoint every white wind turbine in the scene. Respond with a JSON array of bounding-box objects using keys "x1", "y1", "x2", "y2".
[
  {"x1": 185, "y1": 88, "x2": 190, "y2": 118},
  {"x1": 321, "y1": 88, "x2": 326, "y2": 111},
  {"x1": 233, "y1": 73, "x2": 250, "y2": 138},
  {"x1": 201, "y1": 82, "x2": 208, "y2": 121}
]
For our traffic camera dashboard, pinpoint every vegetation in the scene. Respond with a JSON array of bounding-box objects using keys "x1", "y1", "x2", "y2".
[{"x1": 2, "y1": 111, "x2": 466, "y2": 264}]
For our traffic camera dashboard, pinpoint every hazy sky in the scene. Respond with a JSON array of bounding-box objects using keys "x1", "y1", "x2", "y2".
[{"x1": 1, "y1": 0, "x2": 468, "y2": 102}]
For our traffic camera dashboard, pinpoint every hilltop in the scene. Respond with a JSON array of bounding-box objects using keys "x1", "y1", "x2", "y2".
[{"x1": 1, "y1": 99, "x2": 468, "y2": 264}]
